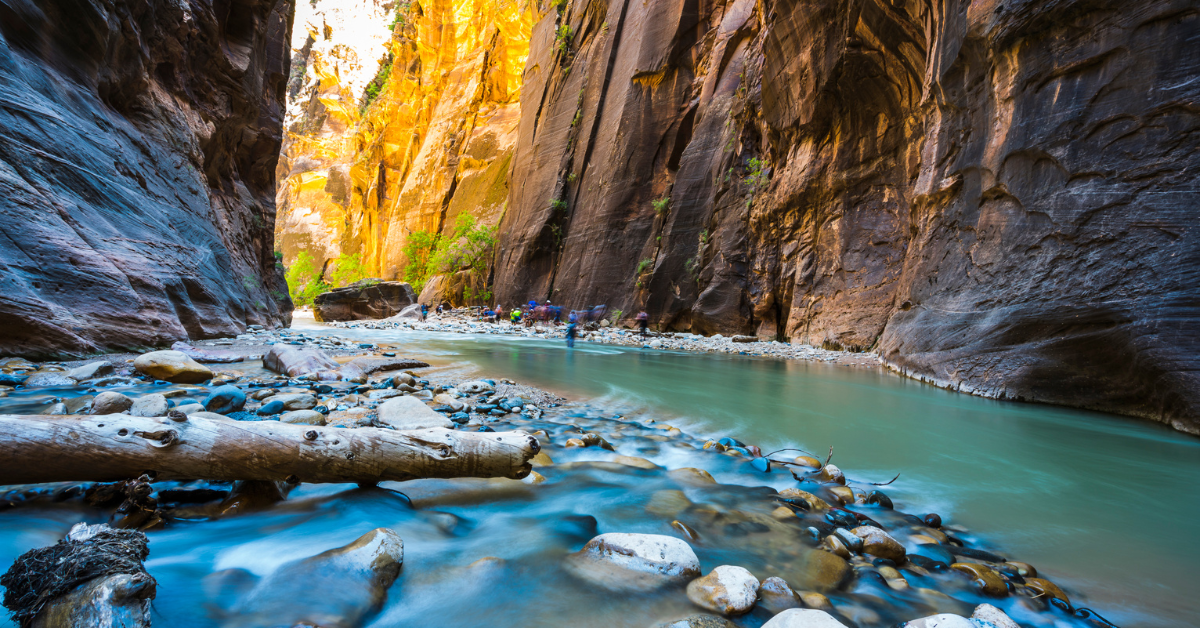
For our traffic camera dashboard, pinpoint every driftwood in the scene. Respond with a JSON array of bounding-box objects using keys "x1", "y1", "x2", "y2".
[{"x1": 0, "y1": 415, "x2": 539, "y2": 485}]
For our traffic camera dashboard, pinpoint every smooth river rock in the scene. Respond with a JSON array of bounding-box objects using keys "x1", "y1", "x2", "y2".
[
  {"x1": 204, "y1": 385, "x2": 247, "y2": 414},
  {"x1": 565, "y1": 533, "x2": 700, "y2": 592},
  {"x1": 852, "y1": 526, "x2": 906, "y2": 563},
  {"x1": 377, "y1": 396, "x2": 453, "y2": 430},
  {"x1": 217, "y1": 528, "x2": 403, "y2": 628},
  {"x1": 29, "y1": 573, "x2": 155, "y2": 628},
  {"x1": 686, "y1": 565, "x2": 760, "y2": 615},
  {"x1": 263, "y1": 345, "x2": 340, "y2": 378},
  {"x1": 133, "y1": 351, "x2": 212, "y2": 384},
  {"x1": 129, "y1": 394, "x2": 170, "y2": 418},
  {"x1": 90, "y1": 392, "x2": 134, "y2": 415},
  {"x1": 761, "y1": 609, "x2": 849, "y2": 628}
]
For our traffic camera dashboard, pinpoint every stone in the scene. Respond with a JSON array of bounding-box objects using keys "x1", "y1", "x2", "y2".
[
  {"x1": 798, "y1": 592, "x2": 832, "y2": 611},
  {"x1": 377, "y1": 396, "x2": 453, "y2": 429},
  {"x1": 313, "y1": 282, "x2": 417, "y2": 322},
  {"x1": 778, "y1": 488, "x2": 830, "y2": 511},
  {"x1": 66, "y1": 361, "x2": 114, "y2": 382},
  {"x1": 432, "y1": 393, "x2": 466, "y2": 412},
  {"x1": 686, "y1": 565, "x2": 760, "y2": 615},
  {"x1": 971, "y1": 604, "x2": 1020, "y2": 628},
  {"x1": 795, "y1": 550, "x2": 849, "y2": 592},
  {"x1": 645, "y1": 490, "x2": 691, "y2": 518},
  {"x1": 760, "y1": 609, "x2": 850, "y2": 628},
  {"x1": 613, "y1": 455, "x2": 661, "y2": 469},
  {"x1": 731, "y1": 336, "x2": 758, "y2": 343},
  {"x1": 950, "y1": 563, "x2": 1008, "y2": 597},
  {"x1": 24, "y1": 372, "x2": 77, "y2": 387},
  {"x1": 852, "y1": 526, "x2": 906, "y2": 562},
  {"x1": 29, "y1": 573, "x2": 155, "y2": 628},
  {"x1": 529, "y1": 452, "x2": 554, "y2": 467},
  {"x1": 280, "y1": 410, "x2": 327, "y2": 425},
  {"x1": 326, "y1": 409, "x2": 374, "y2": 428},
  {"x1": 1023, "y1": 577, "x2": 1069, "y2": 604},
  {"x1": 262, "y1": 393, "x2": 318, "y2": 411},
  {"x1": 759, "y1": 577, "x2": 801, "y2": 613},
  {"x1": 129, "y1": 394, "x2": 170, "y2": 418},
  {"x1": 175, "y1": 403, "x2": 204, "y2": 415},
  {"x1": 668, "y1": 467, "x2": 717, "y2": 485},
  {"x1": 523, "y1": 470, "x2": 546, "y2": 485},
  {"x1": 203, "y1": 385, "x2": 247, "y2": 414},
  {"x1": 456, "y1": 380, "x2": 495, "y2": 394},
  {"x1": 190, "y1": 412, "x2": 233, "y2": 421},
  {"x1": 132, "y1": 351, "x2": 212, "y2": 384},
  {"x1": 91, "y1": 392, "x2": 134, "y2": 415},
  {"x1": 263, "y1": 346, "x2": 340, "y2": 379},
  {"x1": 256, "y1": 400, "x2": 285, "y2": 416},
  {"x1": 901, "y1": 614, "x2": 976, "y2": 628},
  {"x1": 813, "y1": 464, "x2": 845, "y2": 485},
  {"x1": 221, "y1": 528, "x2": 403, "y2": 628},
  {"x1": 344, "y1": 355, "x2": 430, "y2": 374},
  {"x1": 827, "y1": 486, "x2": 854, "y2": 505},
  {"x1": 564, "y1": 533, "x2": 700, "y2": 592}
]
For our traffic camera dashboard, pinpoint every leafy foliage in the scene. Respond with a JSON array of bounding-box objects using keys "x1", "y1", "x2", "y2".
[
  {"x1": 360, "y1": 52, "x2": 395, "y2": 113},
  {"x1": 286, "y1": 251, "x2": 330, "y2": 306},
  {"x1": 327, "y1": 252, "x2": 370, "y2": 288},
  {"x1": 401, "y1": 214, "x2": 498, "y2": 292},
  {"x1": 652, "y1": 196, "x2": 670, "y2": 216},
  {"x1": 744, "y1": 157, "x2": 770, "y2": 192},
  {"x1": 555, "y1": 24, "x2": 573, "y2": 56},
  {"x1": 635, "y1": 258, "x2": 653, "y2": 276}
]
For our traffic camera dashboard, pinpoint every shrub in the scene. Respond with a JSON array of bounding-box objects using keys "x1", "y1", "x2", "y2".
[
  {"x1": 635, "y1": 257, "x2": 653, "y2": 276},
  {"x1": 286, "y1": 251, "x2": 330, "y2": 306},
  {"x1": 327, "y1": 252, "x2": 369, "y2": 288},
  {"x1": 652, "y1": 196, "x2": 669, "y2": 216}
]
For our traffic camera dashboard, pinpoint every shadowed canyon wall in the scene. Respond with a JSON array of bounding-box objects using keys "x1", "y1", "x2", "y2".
[
  {"x1": 0, "y1": 0, "x2": 294, "y2": 356},
  {"x1": 492, "y1": 0, "x2": 1199, "y2": 433},
  {"x1": 274, "y1": 0, "x2": 533, "y2": 288}
]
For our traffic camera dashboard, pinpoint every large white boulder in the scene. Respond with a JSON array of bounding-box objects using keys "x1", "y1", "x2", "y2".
[
  {"x1": 564, "y1": 533, "x2": 700, "y2": 592},
  {"x1": 377, "y1": 396, "x2": 453, "y2": 429}
]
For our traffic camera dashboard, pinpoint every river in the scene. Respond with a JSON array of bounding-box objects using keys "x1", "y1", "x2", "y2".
[{"x1": 0, "y1": 322, "x2": 1196, "y2": 627}]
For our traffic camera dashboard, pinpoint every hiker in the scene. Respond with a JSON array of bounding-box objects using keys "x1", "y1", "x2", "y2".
[
  {"x1": 636, "y1": 311, "x2": 649, "y2": 339},
  {"x1": 566, "y1": 311, "x2": 578, "y2": 348},
  {"x1": 510, "y1": 308, "x2": 522, "y2": 324},
  {"x1": 494, "y1": 305, "x2": 503, "y2": 324},
  {"x1": 420, "y1": 303, "x2": 428, "y2": 320}
]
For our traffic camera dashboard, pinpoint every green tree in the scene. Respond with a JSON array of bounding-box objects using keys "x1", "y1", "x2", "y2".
[
  {"x1": 327, "y1": 252, "x2": 369, "y2": 287},
  {"x1": 285, "y1": 251, "x2": 329, "y2": 306},
  {"x1": 401, "y1": 230, "x2": 437, "y2": 290}
]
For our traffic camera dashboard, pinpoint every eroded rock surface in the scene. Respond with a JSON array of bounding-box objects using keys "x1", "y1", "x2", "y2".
[
  {"x1": 0, "y1": 0, "x2": 294, "y2": 357},
  {"x1": 491, "y1": 0, "x2": 1200, "y2": 434},
  {"x1": 314, "y1": 281, "x2": 417, "y2": 322}
]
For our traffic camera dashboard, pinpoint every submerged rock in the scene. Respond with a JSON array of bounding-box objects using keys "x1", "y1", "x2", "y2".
[
  {"x1": 852, "y1": 526, "x2": 906, "y2": 563},
  {"x1": 971, "y1": 604, "x2": 1020, "y2": 628},
  {"x1": 686, "y1": 565, "x2": 760, "y2": 615},
  {"x1": 901, "y1": 614, "x2": 976, "y2": 628},
  {"x1": 564, "y1": 533, "x2": 700, "y2": 592},
  {"x1": 29, "y1": 574, "x2": 155, "y2": 628},
  {"x1": 65, "y1": 361, "x2": 113, "y2": 382},
  {"x1": 24, "y1": 372, "x2": 76, "y2": 388},
  {"x1": 658, "y1": 616, "x2": 738, "y2": 628},
  {"x1": 216, "y1": 528, "x2": 403, "y2": 628},
  {"x1": 204, "y1": 385, "x2": 247, "y2": 414},
  {"x1": 132, "y1": 351, "x2": 212, "y2": 384},
  {"x1": 758, "y1": 576, "x2": 802, "y2": 613}
]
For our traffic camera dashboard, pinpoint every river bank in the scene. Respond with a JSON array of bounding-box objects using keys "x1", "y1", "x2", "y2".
[{"x1": 0, "y1": 328, "x2": 1123, "y2": 628}]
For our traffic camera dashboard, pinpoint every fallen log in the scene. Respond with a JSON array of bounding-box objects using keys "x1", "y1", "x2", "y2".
[{"x1": 0, "y1": 415, "x2": 539, "y2": 485}]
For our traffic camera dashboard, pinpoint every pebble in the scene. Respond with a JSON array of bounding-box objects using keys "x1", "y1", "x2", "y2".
[
  {"x1": 950, "y1": 563, "x2": 1008, "y2": 597},
  {"x1": 129, "y1": 393, "x2": 169, "y2": 418},
  {"x1": 133, "y1": 350, "x2": 212, "y2": 384},
  {"x1": 686, "y1": 565, "x2": 760, "y2": 615},
  {"x1": 91, "y1": 391, "x2": 133, "y2": 415},
  {"x1": 758, "y1": 576, "x2": 801, "y2": 613},
  {"x1": 851, "y1": 526, "x2": 906, "y2": 562},
  {"x1": 971, "y1": 603, "x2": 1020, "y2": 628},
  {"x1": 280, "y1": 410, "x2": 326, "y2": 425}
]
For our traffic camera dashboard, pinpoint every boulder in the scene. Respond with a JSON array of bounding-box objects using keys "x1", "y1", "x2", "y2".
[
  {"x1": 263, "y1": 345, "x2": 340, "y2": 378},
  {"x1": 129, "y1": 394, "x2": 170, "y2": 418},
  {"x1": 203, "y1": 385, "x2": 247, "y2": 414},
  {"x1": 280, "y1": 410, "x2": 327, "y2": 425},
  {"x1": 218, "y1": 528, "x2": 403, "y2": 628},
  {"x1": 971, "y1": 604, "x2": 1019, "y2": 628},
  {"x1": 795, "y1": 549, "x2": 849, "y2": 592},
  {"x1": 761, "y1": 609, "x2": 850, "y2": 628},
  {"x1": 66, "y1": 361, "x2": 113, "y2": 382},
  {"x1": 132, "y1": 351, "x2": 212, "y2": 384},
  {"x1": 686, "y1": 565, "x2": 760, "y2": 615},
  {"x1": 91, "y1": 392, "x2": 133, "y2": 415},
  {"x1": 170, "y1": 341, "x2": 248, "y2": 364},
  {"x1": 432, "y1": 393, "x2": 466, "y2": 412},
  {"x1": 564, "y1": 533, "x2": 700, "y2": 592},
  {"x1": 313, "y1": 282, "x2": 417, "y2": 322},
  {"x1": 377, "y1": 396, "x2": 453, "y2": 429},
  {"x1": 344, "y1": 355, "x2": 430, "y2": 374}
]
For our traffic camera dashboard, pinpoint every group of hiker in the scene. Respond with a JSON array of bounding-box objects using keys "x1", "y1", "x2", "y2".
[{"x1": 460, "y1": 301, "x2": 652, "y2": 348}]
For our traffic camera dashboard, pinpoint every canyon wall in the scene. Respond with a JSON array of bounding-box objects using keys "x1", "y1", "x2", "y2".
[
  {"x1": 494, "y1": 0, "x2": 1200, "y2": 433},
  {"x1": 0, "y1": 0, "x2": 294, "y2": 356},
  {"x1": 275, "y1": 0, "x2": 533, "y2": 290}
]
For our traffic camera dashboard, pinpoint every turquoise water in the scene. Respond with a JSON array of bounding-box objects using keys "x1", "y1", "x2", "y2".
[{"x1": 314, "y1": 324, "x2": 1200, "y2": 627}]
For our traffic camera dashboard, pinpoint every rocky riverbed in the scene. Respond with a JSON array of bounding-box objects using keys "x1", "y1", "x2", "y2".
[
  {"x1": 0, "y1": 329, "x2": 1117, "y2": 628},
  {"x1": 326, "y1": 310, "x2": 881, "y2": 369}
]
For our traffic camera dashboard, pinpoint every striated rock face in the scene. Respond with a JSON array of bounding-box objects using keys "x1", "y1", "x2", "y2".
[
  {"x1": 0, "y1": 0, "x2": 294, "y2": 357},
  {"x1": 493, "y1": 0, "x2": 1200, "y2": 433},
  {"x1": 275, "y1": 0, "x2": 533, "y2": 282}
]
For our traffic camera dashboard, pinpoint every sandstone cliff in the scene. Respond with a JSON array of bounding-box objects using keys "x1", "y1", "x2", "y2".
[
  {"x1": 0, "y1": 0, "x2": 294, "y2": 356},
  {"x1": 275, "y1": 0, "x2": 533, "y2": 291},
  {"x1": 493, "y1": 0, "x2": 1200, "y2": 433}
]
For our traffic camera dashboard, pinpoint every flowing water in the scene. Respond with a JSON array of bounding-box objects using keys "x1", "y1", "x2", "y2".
[{"x1": 1, "y1": 323, "x2": 1197, "y2": 628}]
